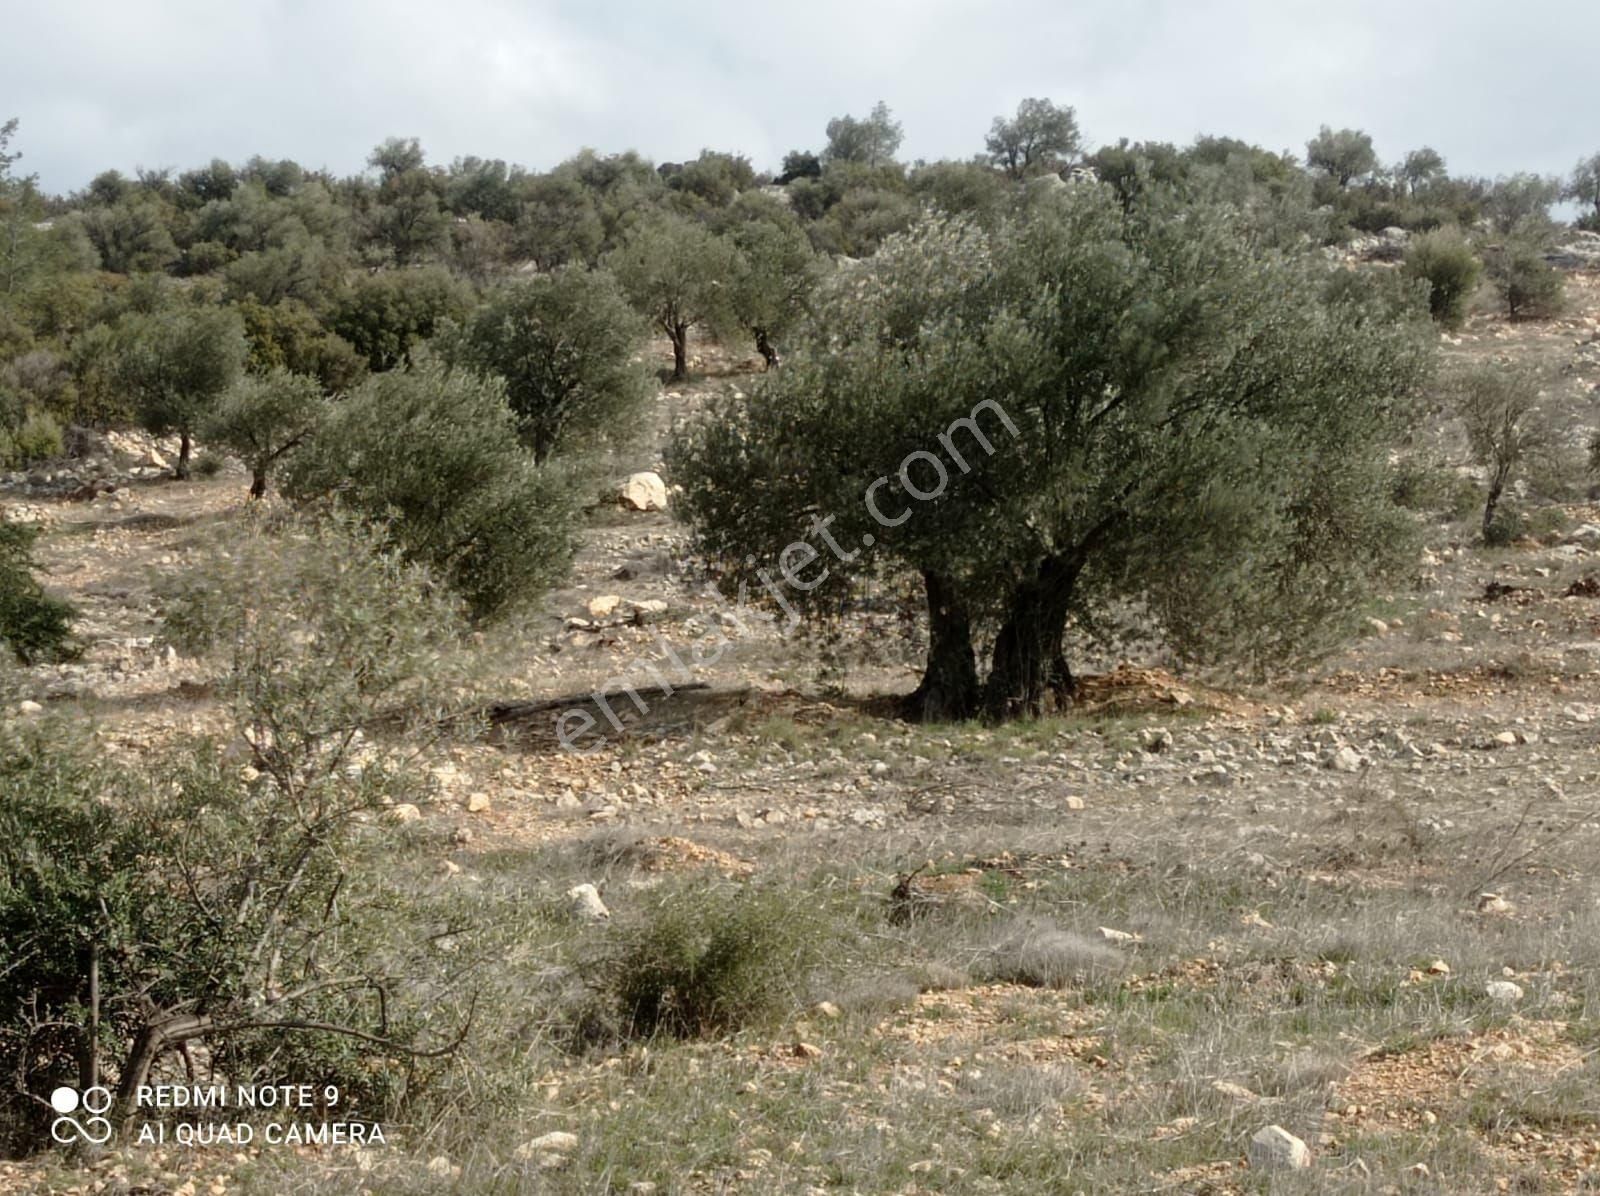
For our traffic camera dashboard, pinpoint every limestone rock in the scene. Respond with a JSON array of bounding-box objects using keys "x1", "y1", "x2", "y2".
[
  {"x1": 1327, "y1": 745, "x2": 1363, "y2": 772},
  {"x1": 1485, "y1": 980, "x2": 1524, "y2": 1004},
  {"x1": 619, "y1": 472, "x2": 668, "y2": 512},
  {"x1": 567, "y1": 883, "x2": 611, "y2": 922},
  {"x1": 1248, "y1": 1124, "x2": 1311, "y2": 1171}
]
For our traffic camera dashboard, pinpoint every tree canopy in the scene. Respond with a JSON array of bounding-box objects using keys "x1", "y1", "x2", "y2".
[{"x1": 672, "y1": 190, "x2": 1434, "y2": 721}]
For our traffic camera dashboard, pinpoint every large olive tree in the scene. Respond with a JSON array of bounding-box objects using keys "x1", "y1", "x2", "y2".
[{"x1": 671, "y1": 188, "x2": 1433, "y2": 721}]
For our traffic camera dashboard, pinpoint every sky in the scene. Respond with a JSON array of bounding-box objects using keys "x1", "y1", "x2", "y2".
[{"x1": 5, "y1": 0, "x2": 1597, "y2": 194}]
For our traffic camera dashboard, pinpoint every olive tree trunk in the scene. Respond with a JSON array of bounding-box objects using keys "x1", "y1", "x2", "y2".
[
  {"x1": 982, "y1": 555, "x2": 1081, "y2": 721},
  {"x1": 901, "y1": 570, "x2": 979, "y2": 722}
]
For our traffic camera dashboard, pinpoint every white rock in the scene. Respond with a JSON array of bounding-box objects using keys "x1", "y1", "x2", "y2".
[
  {"x1": 388, "y1": 803, "x2": 422, "y2": 823},
  {"x1": 629, "y1": 598, "x2": 669, "y2": 623},
  {"x1": 464, "y1": 791, "x2": 491, "y2": 813},
  {"x1": 1097, "y1": 927, "x2": 1139, "y2": 944},
  {"x1": 1211, "y1": 1080, "x2": 1260, "y2": 1103},
  {"x1": 515, "y1": 1131, "x2": 579, "y2": 1161},
  {"x1": 1248, "y1": 1124, "x2": 1311, "y2": 1171},
  {"x1": 17, "y1": 700, "x2": 44, "y2": 715},
  {"x1": 619, "y1": 472, "x2": 668, "y2": 512},
  {"x1": 1485, "y1": 980, "x2": 1524, "y2": 1004},
  {"x1": 567, "y1": 883, "x2": 610, "y2": 922},
  {"x1": 587, "y1": 594, "x2": 622, "y2": 619},
  {"x1": 1327, "y1": 746, "x2": 1363, "y2": 772}
]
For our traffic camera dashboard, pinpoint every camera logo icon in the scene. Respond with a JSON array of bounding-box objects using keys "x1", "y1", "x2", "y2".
[{"x1": 49, "y1": 1086, "x2": 113, "y2": 1145}]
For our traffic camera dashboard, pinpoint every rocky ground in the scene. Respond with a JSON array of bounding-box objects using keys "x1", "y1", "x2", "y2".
[{"x1": 6, "y1": 273, "x2": 1600, "y2": 1194}]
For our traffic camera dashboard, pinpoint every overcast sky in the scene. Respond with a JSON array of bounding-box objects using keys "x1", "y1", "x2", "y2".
[{"x1": 6, "y1": 0, "x2": 1596, "y2": 194}]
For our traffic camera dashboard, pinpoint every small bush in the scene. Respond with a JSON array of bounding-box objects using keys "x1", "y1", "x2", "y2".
[
  {"x1": 973, "y1": 917, "x2": 1127, "y2": 988},
  {"x1": 1, "y1": 515, "x2": 473, "y2": 1151},
  {"x1": 1485, "y1": 242, "x2": 1565, "y2": 320},
  {"x1": 282, "y1": 363, "x2": 578, "y2": 619},
  {"x1": 1402, "y1": 229, "x2": 1481, "y2": 329},
  {"x1": 0, "y1": 523, "x2": 75, "y2": 664},
  {"x1": 1452, "y1": 365, "x2": 1547, "y2": 542},
  {"x1": 192, "y1": 451, "x2": 225, "y2": 477},
  {"x1": 1482, "y1": 504, "x2": 1525, "y2": 547},
  {"x1": 0, "y1": 410, "x2": 65, "y2": 468},
  {"x1": 590, "y1": 886, "x2": 825, "y2": 1039}
]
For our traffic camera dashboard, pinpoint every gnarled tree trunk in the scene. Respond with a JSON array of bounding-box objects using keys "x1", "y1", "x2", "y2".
[
  {"x1": 982, "y1": 555, "x2": 1081, "y2": 721},
  {"x1": 902, "y1": 570, "x2": 979, "y2": 722}
]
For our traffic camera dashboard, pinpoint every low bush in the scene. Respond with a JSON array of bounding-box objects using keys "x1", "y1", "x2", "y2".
[
  {"x1": 0, "y1": 410, "x2": 64, "y2": 468},
  {"x1": 1485, "y1": 241, "x2": 1565, "y2": 320},
  {"x1": 0, "y1": 523, "x2": 75, "y2": 664},
  {"x1": 1, "y1": 517, "x2": 475, "y2": 1153},
  {"x1": 973, "y1": 917, "x2": 1127, "y2": 988},
  {"x1": 588, "y1": 886, "x2": 826, "y2": 1039},
  {"x1": 282, "y1": 363, "x2": 578, "y2": 619},
  {"x1": 1402, "y1": 228, "x2": 1481, "y2": 329}
]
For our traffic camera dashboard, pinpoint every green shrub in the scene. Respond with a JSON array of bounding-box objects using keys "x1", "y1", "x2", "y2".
[
  {"x1": 0, "y1": 409, "x2": 65, "y2": 468},
  {"x1": 282, "y1": 363, "x2": 578, "y2": 619},
  {"x1": 192, "y1": 451, "x2": 225, "y2": 477},
  {"x1": 591, "y1": 886, "x2": 825, "y2": 1039},
  {"x1": 14, "y1": 410, "x2": 62, "y2": 464},
  {"x1": 0, "y1": 515, "x2": 474, "y2": 1151},
  {"x1": 1485, "y1": 242, "x2": 1565, "y2": 320},
  {"x1": 0, "y1": 523, "x2": 75, "y2": 664},
  {"x1": 1402, "y1": 229, "x2": 1481, "y2": 329},
  {"x1": 1483, "y1": 504, "x2": 1524, "y2": 546}
]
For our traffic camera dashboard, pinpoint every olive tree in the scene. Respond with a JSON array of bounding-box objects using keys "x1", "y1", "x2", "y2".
[
  {"x1": 823, "y1": 102, "x2": 904, "y2": 168},
  {"x1": 1483, "y1": 173, "x2": 1561, "y2": 236},
  {"x1": 1398, "y1": 147, "x2": 1447, "y2": 195},
  {"x1": 724, "y1": 204, "x2": 820, "y2": 368},
  {"x1": 437, "y1": 267, "x2": 653, "y2": 463},
  {"x1": 671, "y1": 191, "x2": 1432, "y2": 722},
  {"x1": 985, "y1": 98, "x2": 1081, "y2": 180},
  {"x1": 203, "y1": 367, "x2": 324, "y2": 497},
  {"x1": 283, "y1": 363, "x2": 577, "y2": 619},
  {"x1": 1565, "y1": 152, "x2": 1600, "y2": 230},
  {"x1": 606, "y1": 212, "x2": 739, "y2": 381},
  {"x1": 1485, "y1": 239, "x2": 1565, "y2": 321},
  {"x1": 115, "y1": 302, "x2": 248, "y2": 477},
  {"x1": 1453, "y1": 365, "x2": 1546, "y2": 541},
  {"x1": 1305, "y1": 126, "x2": 1378, "y2": 187}
]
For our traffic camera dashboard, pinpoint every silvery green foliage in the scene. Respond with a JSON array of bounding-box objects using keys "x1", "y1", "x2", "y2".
[{"x1": 673, "y1": 186, "x2": 1434, "y2": 719}]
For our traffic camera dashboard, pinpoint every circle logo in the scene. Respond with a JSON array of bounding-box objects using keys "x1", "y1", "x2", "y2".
[{"x1": 49, "y1": 1086, "x2": 113, "y2": 1145}]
